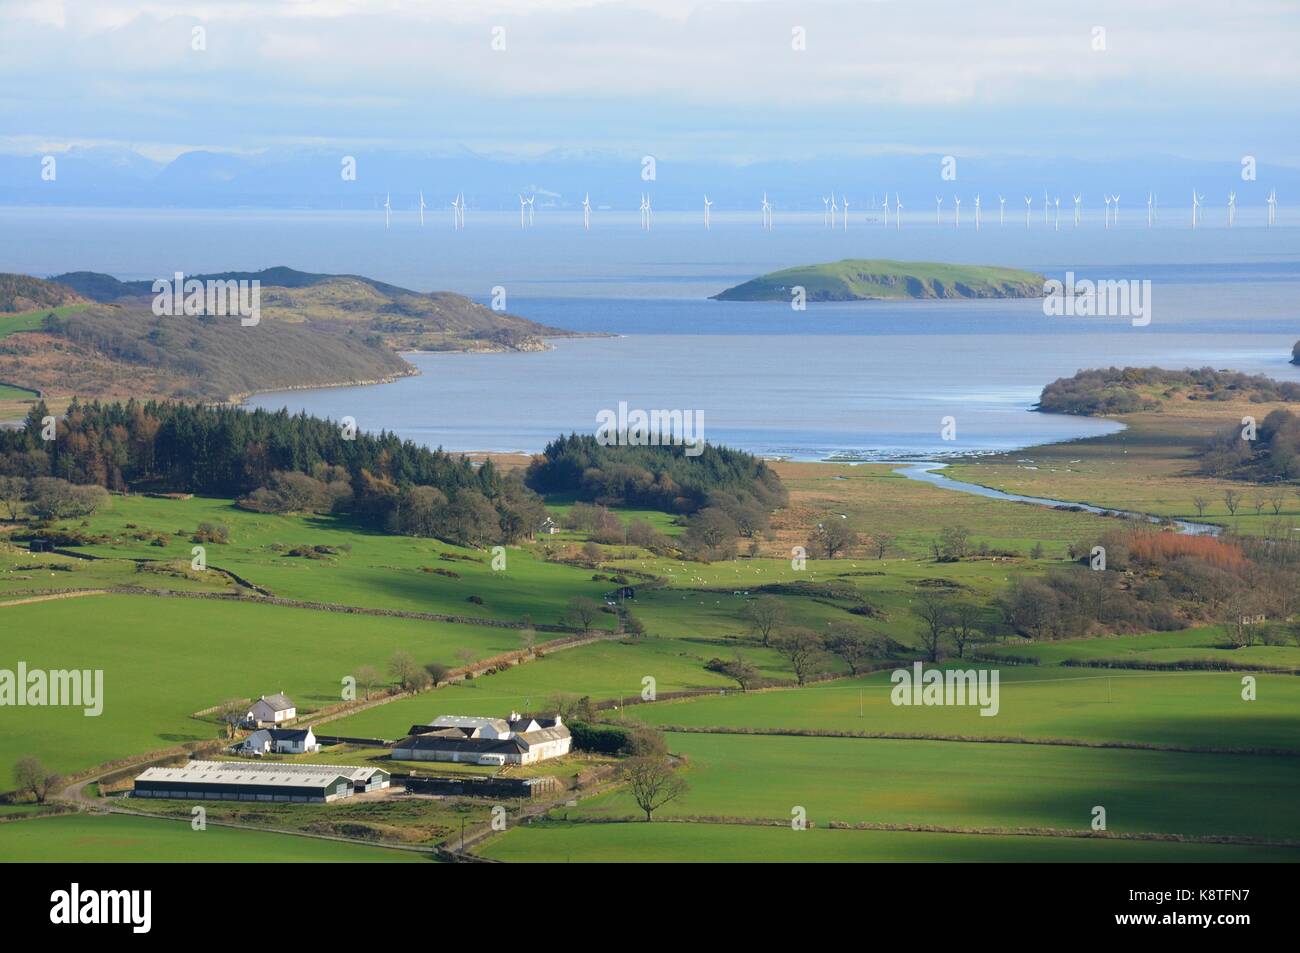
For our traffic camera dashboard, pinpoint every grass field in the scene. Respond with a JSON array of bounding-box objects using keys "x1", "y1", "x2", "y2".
[
  {"x1": 321, "y1": 635, "x2": 781, "y2": 739},
  {"x1": 627, "y1": 665, "x2": 1300, "y2": 751},
  {"x1": 480, "y1": 820, "x2": 1299, "y2": 862},
  {"x1": 0, "y1": 303, "x2": 88, "y2": 340},
  {"x1": 569, "y1": 732, "x2": 1300, "y2": 840},
  {"x1": 0, "y1": 594, "x2": 526, "y2": 781},
  {"x1": 43, "y1": 495, "x2": 620, "y2": 628},
  {"x1": 978, "y1": 626, "x2": 1300, "y2": 671},
  {"x1": 0, "y1": 812, "x2": 431, "y2": 862}
]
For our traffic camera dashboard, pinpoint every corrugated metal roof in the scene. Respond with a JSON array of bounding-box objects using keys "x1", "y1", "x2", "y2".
[{"x1": 135, "y1": 760, "x2": 384, "y2": 788}]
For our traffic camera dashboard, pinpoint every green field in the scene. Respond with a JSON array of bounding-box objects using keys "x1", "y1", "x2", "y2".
[
  {"x1": 569, "y1": 732, "x2": 1300, "y2": 840},
  {"x1": 0, "y1": 812, "x2": 431, "y2": 862},
  {"x1": 0, "y1": 594, "x2": 526, "y2": 780},
  {"x1": 0, "y1": 383, "x2": 38, "y2": 400},
  {"x1": 321, "y1": 635, "x2": 782, "y2": 740},
  {"x1": 481, "y1": 821, "x2": 1299, "y2": 863},
  {"x1": 0, "y1": 303, "x2": 88, "y2": 340},
  {"x1": 44, "y1": 495, "x2": 620, "y2": 628},
  {"x1": 628, "y1": 666, "x2": 1300, "y2": 751}
]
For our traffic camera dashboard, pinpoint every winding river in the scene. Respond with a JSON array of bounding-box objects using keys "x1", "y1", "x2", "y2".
[{"x1": 894, "y1": 461, "x2": 1220, "y2": 536}]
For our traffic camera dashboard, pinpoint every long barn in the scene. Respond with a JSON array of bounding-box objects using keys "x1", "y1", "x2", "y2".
[{"x1": 133, "y1": 761, "x2": 389, "y2": 803}]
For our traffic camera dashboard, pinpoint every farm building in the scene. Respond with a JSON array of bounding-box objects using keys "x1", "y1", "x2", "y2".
[
  {"x1": 392, "y1": 711, "x2": 571, "y2": 765},
  {"x1": 132, "y1": 761, "x2": 389, "y2": 803},
  {"x1": 244, "y1": 692, "x2": 296, "y2": 727},
  {"x1": 28, "y1": 538, "x2": 52, "y2": 553},
  {"x1": 234, "y1": 726, "x2": 320, "y2": 757}
]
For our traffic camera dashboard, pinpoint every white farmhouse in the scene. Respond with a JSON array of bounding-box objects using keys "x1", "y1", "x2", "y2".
[
  {"x1": 392, "y1": 711, "x2": 571, "y2": 766},
  {"x1": 244, "y1": 692, "x2": 296, "y2": 727},
  {"x1": 235, "y1": 726, "x2": 319, "y2": 757}
]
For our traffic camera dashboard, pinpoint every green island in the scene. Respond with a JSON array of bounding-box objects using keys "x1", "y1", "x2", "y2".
[{"x1": 711, "y1": 259, "x2": 1045, "y2": 302}]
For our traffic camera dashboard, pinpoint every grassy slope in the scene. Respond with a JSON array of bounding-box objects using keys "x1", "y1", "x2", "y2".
[
  {"x1": 627, "y1": 666, "x2": 1300, "y2": 751},
  {"x1": 481, "y1": 822, "x2": 1298, "y2": 863},
  {"x1": 713, "y1": 259, "x2": 1044, "y2": 301},
  {"x1": 40, "y1": 495, "x2": 619, "y2": 627},
  {"x1": 571, "y1": 732, "x2": 1299, "y2": 840},
  {"x1": 0, "y1": 595, "x2": 525, "y2": 780},
  {"x1": 0, "y1": 812, "x2": 430, "y2": 862}
]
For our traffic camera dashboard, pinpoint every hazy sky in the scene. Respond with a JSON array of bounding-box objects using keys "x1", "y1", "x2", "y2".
[{"x1": 2, "y1": 0, "x2": 1297, "y2": 164}]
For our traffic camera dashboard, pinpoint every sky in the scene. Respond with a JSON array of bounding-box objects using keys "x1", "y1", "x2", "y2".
[{"x1": 1, "y1": 0, "x2": 1298, "y2": 167}]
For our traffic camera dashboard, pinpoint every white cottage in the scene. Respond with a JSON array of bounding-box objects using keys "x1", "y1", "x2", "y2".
[
  {"x1": 235, "y1": 726, "x2": 319, "y2": 757},
  {"x1": 245, "y1": 692, "x2": 296, "y2": 727}
]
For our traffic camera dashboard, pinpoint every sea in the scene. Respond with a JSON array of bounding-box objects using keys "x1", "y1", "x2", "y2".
[{"x1": 5, "y1": 206, "x2": 1298, "y2": 460}]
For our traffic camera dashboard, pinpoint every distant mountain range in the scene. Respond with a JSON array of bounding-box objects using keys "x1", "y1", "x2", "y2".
[{"x1": 2, "y1": 146, "x2": 1294, "y2": 211}]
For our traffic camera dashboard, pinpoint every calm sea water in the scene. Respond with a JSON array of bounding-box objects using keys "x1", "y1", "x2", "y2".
[{"x1": 6, "y1": 208, "x2": 1299, "y2": 459}]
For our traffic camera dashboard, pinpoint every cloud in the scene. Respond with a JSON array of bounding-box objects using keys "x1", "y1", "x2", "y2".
[{"x1": 0, "y1": 0, "x2": 1295, "y2": 160}]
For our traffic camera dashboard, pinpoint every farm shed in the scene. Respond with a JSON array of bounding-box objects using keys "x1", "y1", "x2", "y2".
[{"x1": 132, "y1": 761, "x2": 388, "y2": 803}]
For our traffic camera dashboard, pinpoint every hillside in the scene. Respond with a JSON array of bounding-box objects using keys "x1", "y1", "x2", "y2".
[
  {"x1": 1037, "y1": 366, "x2": 1300, "y2": 417},
  {"x1": 0, "y1": 274, "x2": 86, "y2": 314},
  {"x1": 51, "y1": 267, "x2": 570, "y2": 352},
  {"x1": 0, "y1": 268, "x2": 577, "y2": 405},
  {"x1": 712, "y1": 259, "x2": 1045, "y2": 302}
]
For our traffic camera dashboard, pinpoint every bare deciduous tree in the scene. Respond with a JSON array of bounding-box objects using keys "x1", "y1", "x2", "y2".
[
  {"x1": 741, "y1": 596, "x2": 785, "y2": 647},
  {"x1": 774, "y1": 628, "x2": 824, "y2": 685},
  {"x1": 14, "y1": 756, "x2": 60, "y2": 803},
  {"x1": 914, "y1": 591, "x2": 953, "y2": 662},
  {"x1": 625, "y1": 756, "x2": 688, "y2": 821}
]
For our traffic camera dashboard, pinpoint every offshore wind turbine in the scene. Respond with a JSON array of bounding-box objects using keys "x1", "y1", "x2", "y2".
[
  {"x1": 1147, "y1": 192, "x2": 1154, "y2": 228},
  {"x1": 953, "y1": 195, "x2": 961, "y2": 228},
  {"x1": 1191, "y1": 190, "x2": 1202, "y2": 229},
  {"x1": 842, "y1": 196, "x2": 849, "y2": 230},
  {"x1": 1267, "y1": 188, "x2": 1277, "y2": 226},
  {"x1": 1024, "y1": 195, "x2": 1032, "y2": 227},
  {"x1": 1073, "y1": 194, "x2": 1081, "y2": 227},
  {"x1": 418, "y1": 191, "x2": 426, "y2": 226},
  {"x1": 830, "y1": 193, "x2": 838, "y2": 229},
  {"x1": 895, "y1": 194, "x2": 902, "y2": 229},
  {"x1": 935, "y1": 195, "x2": 943, "y2": 225},
  {"x1": 974, "y1": 194, "x2": 981, "y2": 230},
  {"x1": 581, "y1": 193, "x2": 591, "y2": 231},
  {"x1": 1103, "y1": 194, "x2": 1112, "y2": 229},
  {"x1": 703, "y1": 194, "x2": 712, "y2": 229},
  {"x1": 519, "y1": 194, "x2": 527, "y2": 229},
  {"x1": 526, "y1": 194, "x2": 535, "y2": 227},
  {"x1": 998, "y1": 195, "x2": 1005, "y2": 225},
  {"x1": 383, "y1": 192, "x2": 391, "y2": 229},
  {"x1": 882, "y1": 192, "x2": 889, "y2": 227},
  {"x1": 1227, "y1": 191, "x2": 1236, "y2": 228},
  {"x1": 452, "y1": 192, "x2": 465, "y2": 230},
  {"x1": 822, "y1": 196, "x2": 830, "y2": 228},
  {"x1": 1054, "y1": 196, "x2": 1060, "y2": 231},
  {"x1": 1111, "y1": 195, "x2": 1120, "y2": 226},
  {"x1": 761, "y1": 192, "x2": 773, "y2": 230},
  {"x1": 639, "y1": 193, "x2": 650, "y2": 230}
]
